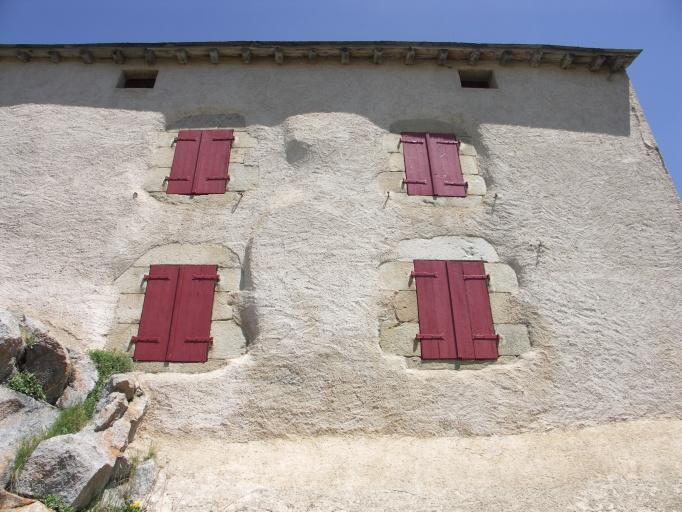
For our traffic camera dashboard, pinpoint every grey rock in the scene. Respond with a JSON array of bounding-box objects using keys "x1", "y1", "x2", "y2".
[
  {"x1": 106, "y1": 374, "x2": 137, "y2": 401},
  {"x1": 0, "y1": 310, "x2": 21, "y2": 340},
  {"x1": 124, "y1": 393, "x2": 148, "y2": 441},
  {"x1": 0, "y1": 387, "x2": 58, "y2": 487},
  {"x1": 128, "y1": 458, "x2": 158, "y2": 502},
  {"x1": 0, "y1": 487, "x2": 38, "y2": 508},
  {"x1": 107, "y1": 417, "x2": 133, "y2": 452},
  {"x1": 14, "y1": 429, "x2": 117, "y2": 510},
  {"x1": 0, "y1": 337, "x2": 24, "y2": 383},
  {"x1": 22, "y1": 333, "x2": 72, "y2": 404},
  {"x1": 93, "y1": 392, "x2": 128, "y2": 432},
  {"x1": 99, "y1": 486, "x2": 127, "y2": 509},
  {"x1": 56, "y1": 348, "x2": 98, "y2": 409}
]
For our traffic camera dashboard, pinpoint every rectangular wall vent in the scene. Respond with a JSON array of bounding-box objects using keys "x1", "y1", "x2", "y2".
[
  {"x1": 458, "y1": 69, "x2": 496, "y2": 89},
  {"x1": 118, "y1": 69, "x2": 158, "y2": 88}
]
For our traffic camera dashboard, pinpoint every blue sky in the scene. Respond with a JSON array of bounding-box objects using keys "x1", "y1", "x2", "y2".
[{"x1": 1, "y1": 0, "x2": 680, "y2": 195}]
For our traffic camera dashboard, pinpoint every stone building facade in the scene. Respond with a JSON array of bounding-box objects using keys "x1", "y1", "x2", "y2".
[{"x1": 0, "y1": 42, "x2": 680, "y2": 510}]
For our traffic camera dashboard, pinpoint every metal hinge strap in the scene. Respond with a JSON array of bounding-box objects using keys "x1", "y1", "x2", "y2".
[
  {"x1": 192, "y1": 275, "x2": 220, "y2": 281},
  {"x1": 444, "y1": 181, "x2": 468, "y2": 188},
  {"x1": 473, "y1": 334, "x2": 500, "y2": 341},
  {"x1": 463, "y1": 274, "x2": 490, "y2": 281},
  {"x1": 186, "y1": 337, "x2": 213, "y2": 346},
  {"x1": 206, "y1": 176, "x2": 230, "y2": 181},
  {"x1": 131, "y1": 336, "x2": 160, "y2": 344},
  {"x1": 165, "y1": 177, "x2": 189, "y2": 182},
  {"x1": 403, "y1": 179, "x2": 428, "y2": 185},
  {"x1": 410, "y1": 271, "x2": 438, "y2": 278},
  {"x1": 416, "y1": 334, "x2": 444, "y2": 340},
  {"x1": 143, "y1": 275, "x2": 169, "y2": 281}
]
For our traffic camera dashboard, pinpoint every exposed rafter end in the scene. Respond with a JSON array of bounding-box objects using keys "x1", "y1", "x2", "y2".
[
  {"x1": 274, "y1": 48, "x2": 284, "y2": 64},
  {"x1": 468, "y1": 49, "x2": 480, "y2": 65},
  {"x1": 112, "y1": 49, "x2": 125, "y2": 65},
  {"x1": 208, "y1": 48, "x2": 219, "y2": 64},
  {"x1": 307, "y1": 48, "x2": 317, "y2": 63},
  {"x1": 437, "y1": 49, "x2": 448, "y2": 66},
  {"x1": 589, "y1": 55, "x2": 607, "y2": 72},
  {"x1": 176, "y1": 49, "x2": 189, "y2": 64},
  {"x1": 340, "y1": 48, "x2": 350, "y2": 64},
  {"x1": 560, "y1": 53, "x2": 574, "y2": 70},
  {"x1": 373, "y1": 48, "x2": 383, "y2": 65},
  {"x1": 144, "y1": 48, "x2": 156, "y2": 65},
  {"x1": 47, "y1": 50, "x2": 60, "y2": 64},
  {"x1": 529, "y1": 49, "x2": 543, "y2": 68},
  {"x1": 499, "y1": 50, "x2": 512, "y2": 66},
  {"x1": 241, "y1": 48, "x2": 252, "y2": 64},
  {"x1": 80, "y1": 49, "x2": 94, "y2": 64},
  {"x1": 404, "y1": 47, "x2": 416, "y2": 65},
  {"x1": 609, "y1": 56, "x2": 626, "y2": 73}
]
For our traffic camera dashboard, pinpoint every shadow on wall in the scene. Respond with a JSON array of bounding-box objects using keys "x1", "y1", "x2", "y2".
[{"x1": 0, "y1": 61, "x2": 631, "y2": 136}]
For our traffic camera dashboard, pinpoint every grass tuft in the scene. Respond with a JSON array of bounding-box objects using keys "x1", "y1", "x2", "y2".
[
  {"x1": 8, "y1": 370, "x2": 46, "y2": 401},
  {"x1": 9, "y1": 349, "x2": 134, "y2": 489},
  {"x1": 41, "y1": 494, "x2": 76, "y2": 512}
]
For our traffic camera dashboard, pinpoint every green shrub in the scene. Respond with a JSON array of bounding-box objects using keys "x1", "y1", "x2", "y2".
[
  {"x1": 8, "y1": 371, "x2": 46, "y2": 401},
  {"x1": 10, "y1": 349, "x2": 134, "y2": 489},
  {"x1": 41, "y1": 494, "x2": 76, "y2": 512}
]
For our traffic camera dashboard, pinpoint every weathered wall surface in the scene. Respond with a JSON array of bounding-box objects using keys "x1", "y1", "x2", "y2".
[{"x1": 1, "y1": 59, "x2": 681, "y2": 507}]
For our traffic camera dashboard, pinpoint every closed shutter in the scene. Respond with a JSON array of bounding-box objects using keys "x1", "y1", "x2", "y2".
[
  {"x1": 166, "y1": 130, "x2": 201, "y2": 195},
  {"x1": 133, "y1": 265, "x2": 179, "y2": 362},
  {"x1": 401, "y1": 133, "x2": 434, "y2": 196},
  {"x1": 412, "y1": 260, "x2": 457, "y2": 359},
  {"x1": 427, "y1": 133, "x2": 467, "y2": 198},
  {"x1": 413, "y1": 260, "x2": 499, "y2": 361},
  {"x1": 446, "y1": 261, "x2": 498, "y2": 360},
  {"x1": 166, "y1": 265, "x2": 219, "y2": 363},
  {"x1": 192, "y1": 129, "x2": 234, "y2": 195}
]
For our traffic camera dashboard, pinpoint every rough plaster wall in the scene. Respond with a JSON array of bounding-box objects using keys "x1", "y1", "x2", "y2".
[{"x1": 1, "y1": 60, "x2": 680, "y2": 451}]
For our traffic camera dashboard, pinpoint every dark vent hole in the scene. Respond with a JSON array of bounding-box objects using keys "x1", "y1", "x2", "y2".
[
  {"x1": 458, "y1": 70, "x2": 496, "y2": 89},
  {"x1": 119, "y1": 70, "x2": 158, "y2": 89}
]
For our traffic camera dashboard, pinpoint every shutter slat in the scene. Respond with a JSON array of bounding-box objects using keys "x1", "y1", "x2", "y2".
[
  {"x1": 401, "y1": 133, "x2": 434, "y2": 196},
  {"x1": 461, "y1": 261, "x2": 498, "y2": 359},
  {"x1": 427, "y1": 133, "x2": 467, "y2": 197},
  {"x1": 133, "y1": 265, "x2": 179, "y2": 362},
  {"x1": 447, "y1": 261, "x2": 498, "y2": 360},
  {"x1": 166, "y1": 265, "x2": 217, "y2": 363},
  {"x1": 167, "y1": 130, "x2": 201, "y2": 195},
  {"x1": 192, "y1": 129, "x2": 234, "y2": 195},
  {"x1": 413, "y1": 260, "x2": 457, "y2": 359}
]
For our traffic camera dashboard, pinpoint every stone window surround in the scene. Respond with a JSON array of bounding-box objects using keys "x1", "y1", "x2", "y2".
[
  {"x1": 106, "y1": 244, "x2": 247, "y2": 373},
  {"x1": 144, "y1": 128, "x2": 259, "y2": 202},
  {"x1": 378, "y1": 132, "x2": 486, "y2": 207},
  {"x1": 379, "y1": 236, "x2": 531, "y2": 370}
]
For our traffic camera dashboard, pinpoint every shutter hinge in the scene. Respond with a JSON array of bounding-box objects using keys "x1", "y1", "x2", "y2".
[
  {"x1": 185, "y1": 337, "x2": 214, "y2": 346},
  {"x1": 171, "y1": 137, "x2": 197, "y2": 147},
  {"x1": 131, "y1": 336, "x2": 160, "y2": 344},
  {"x1": 403, "y1": 179, "x2": 428, "y2": 185},
  {"x1": 143, "y1": 275, "x2": 169, "y2": 281},
  {"x1": 473, "y1": 334, "x2": 500, "y2": 342},
  {"x1": 444, "y1": 181, "x2": 468, "y2": 189},
  {"x1": 463, "y1": 274, "x2": 490, "y2": 281},
  {"x1": 410, "y1": 271, "x2": 438, "y2": 278},
  {"x1": 212, "y1": 137, "x2": 234, "y2": 141},
  {"x1": 416, "y1": 334, "x2": 444, "y2": 340},
  {"x1": 206, "y1": 176, "x2": 230, "y2": 181},
  {"x1": 192, "y1": 274, "x2": 220, "y2": 281},
  {"x1": 164, "y1": 176, "x2": 190, "y2": 182}
]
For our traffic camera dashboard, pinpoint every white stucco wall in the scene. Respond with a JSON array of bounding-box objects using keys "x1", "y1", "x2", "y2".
[{"x1": 1, "y1": 58, "x2": 680, "y2": 509}]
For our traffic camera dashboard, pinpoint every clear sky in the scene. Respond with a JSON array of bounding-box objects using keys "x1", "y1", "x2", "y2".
[{"x1": 1, "y1": 0, "x2": 680, "y2": 195}]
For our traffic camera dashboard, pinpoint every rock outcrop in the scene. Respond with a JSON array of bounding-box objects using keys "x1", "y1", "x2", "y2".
[
  {"x1": 0, "y1": 310, "x2": 24, "y2": 382},
  {"x1": 15, "y1": 375, "x2": 148, "y2": 510},
  {"x1": 0, "y1": 387, "x2": 58, "y2": 487},
  {"x1": 22, "y1": 333, "x2": 72, "y2": 405},
  {"x1": 56, "y1": 348, "x2": 97, "y2": 409},
  {"x1": 0, "y1": 489, "x2": 52, "y2": 511}
]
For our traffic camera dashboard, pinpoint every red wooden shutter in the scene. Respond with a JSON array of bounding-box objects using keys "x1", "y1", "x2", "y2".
[
  {"x1": 192, "y1": 129, "x2": 234, "y2": 195},
  {"x1": 132, "y1": 265, "x2": 179, "y2": 362},
  {"x1": 401, "y1": 133, "x2": 434, "y2": 196},
  {"x1": 167, "y1": 130, "x2": 202, "y2": 195},
  {"x1": 412, "y1": 260, "x2": 458, "y2": 359},
  {"x1": 426, "y1": 133, "x2": 467, "y2": 197},
  {"x1": 446, "y1": 261, "x2": 498, "y2": 360},
  {"x1": 165, "y1": 265, "x2": 218, "y2": 363}
]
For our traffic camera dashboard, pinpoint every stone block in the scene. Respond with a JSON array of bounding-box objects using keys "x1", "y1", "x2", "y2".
[
  {"x1": 380, "y1": 323, "x2": 420, "y2": 357},
  {"x1": 488, "y1": 293, "x2": 520, "y2": 324},
  {"x1": 496, "y1": 324, "x2": 531, "y2": 356},
  {"x1": 460, "y1": 155, "x2": 478, "y2": 175},
  {"x1": 466, "y1": 175, "x2": 487, "y2": 196},
  {"x1": 150, "y1": 147, "x2": 175, "y2": 168},
  {"x1": 388, "y1": 152, "x2": 405, "y2": 173},
  {"x1": 230, "y1": 147, "x2": 247, "y2": 164},
  {"x1": 485, "y1": 263, "x2": 519, "y2": 292},
  {"x1": 233, "y1": 132, "x2": 256, "y2": 148},
  {"x1": 216, "y1": 268, "x2": 241, "y2": 291},
  {"x1": 415, "y1": 195, "x2": 483, "y2": 208},
  {"x1": 115, "y1": 294, "x2": 144, "y2": 324},
  {"x1": 377, "y1": 172, "x2": 405, "y2": 193},
  {"x1": 378, "y1": 261, "x2": 415, "y2": 291},
  {"x1": 459, "y1": 142, "x2": 477, "y2": 157},
  {"x1": 212, "y1": 292, "x2": 233, "y2": 320},
  {"x1": 154, "y1": 131, "x2": 178, "y2": 148},
  {"x1": 383, "y1": 133, "x2": 402, "y2": 153},
  {"x1": 229, "y1": 164, "x2": 259, "y2": 191},
  {"x1": 398, "y1": 236, "x2": 499, "y2": 262},
  {"x1": 406, "y1": 358, "x2": 457, "y2": 370},
  {"x1": 210, "y1": 320, "x2": 247, "y2": 359},
  {"x1": 394, "y1": 291, "x2": 418, "y2": 322},
  {"x1": 106, "y1": 324, "x2": 137, "y2": 353},
  {"x1": 134, "y1": 244, "x2": 240, "y2": 268},
  {"x1": 143, "y1": 167, "x2": 168, "y2": 193},
  {"x1": 114, "y1": 267, "x2": 147, "y2": 294}
]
